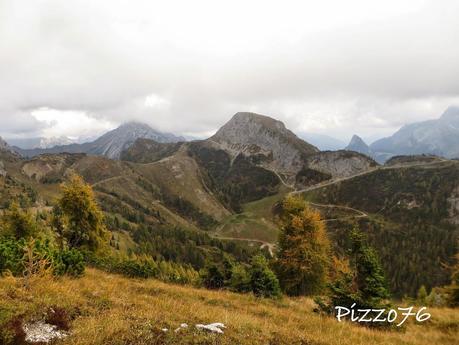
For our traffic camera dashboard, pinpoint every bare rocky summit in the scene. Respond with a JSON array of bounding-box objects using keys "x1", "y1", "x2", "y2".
[{"x1": 210, "y1": 112, "x2": 319, "y2": 181}]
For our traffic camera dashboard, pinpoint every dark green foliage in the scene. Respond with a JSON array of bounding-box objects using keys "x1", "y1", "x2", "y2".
[
  {"x1": 295, "y1": 167, "x2": 331, "y2": 187},
  {"x1": 85, "y1": 252, "x2": 198, "y2": 285},
  {"x1": 230, "y1": 264, "x2": 251, "y2": 293},
  {"x1": 318, "y1": 229, "x2": 390, "y2": 327},
  {"x1": 201, "y1": 263, "x2": 225, "y2": 289},
  {"x1": 249, "y1": 255, "x2": 281, "y2": 298},
  {"x1": 54, "y1": 249, "x2": 85, "y2": 277},
  {"x1": 443, "y1": 253, "x2": 459, "y2": 307},
  {"x1": 0, "y1": 237, "x2": 85, "y2": 277},
  {"x1": 325, "y1": 217, "x2": 456, "y2": 297},
  {"x1": 349, "y1": 230, "x2": 390, "y2": 305},
  {"x1": 132, "y1": 224, "x2": 258, "y2": 270},
  {"x1": 187, "y1": 143, "x2": 280, "y2": 212},
  {"x1": 161, "y1": 192, "x2": 217, "y2": 229},
  {"x1": 200, "y1": 254, "x2": 281, "y2": 298},
  {"x1": 305, "y1": 162, "x2": 459, "y2": 296},
  {"x1": 0, "y1": 237, "x2": 25, "y2": 275}
]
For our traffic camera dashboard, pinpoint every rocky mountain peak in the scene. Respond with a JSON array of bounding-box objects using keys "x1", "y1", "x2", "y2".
[
  {"x1": 345, "y1": 134, "x2": 371, "y2": 156},
  {"x1": 14, "y1": 121, "x2": 185, "y2": 160},
  {"x1": 92, "y1": 121, "x2": 185, "y2": 159},
  {"x1": 210, "y1": 112, "x2": 318, "y2": 182},
  {"x1": 370, "y1": 106, "x2": 459, "y2": 161}
]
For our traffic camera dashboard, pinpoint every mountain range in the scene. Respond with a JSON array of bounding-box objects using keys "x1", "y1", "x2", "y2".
[
  {"x1": 345, "y1": 106, "x2": 459, "y2": 162},
  {"x1": 370, "y1": 106, "x2": 459, "y2": 159},
  {"x1": 0, "y1": 109, "x2": 458, "y2": 297},
  {"x1": 13, "y1": 122, "x2": 185, "y2": 159}
]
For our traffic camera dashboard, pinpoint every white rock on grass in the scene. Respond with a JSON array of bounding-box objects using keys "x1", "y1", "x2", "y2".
[
  {"x1": 174, "y1": 323, "x2": 188, "y2": 333},
  {"x1": 195, "y1": 323, "x2": 226, "y2": 334},
  {"x1": 23, "y1": 321, "x2": 68, "y2": 343}
]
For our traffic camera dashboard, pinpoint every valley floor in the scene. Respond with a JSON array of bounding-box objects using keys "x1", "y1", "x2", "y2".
[{"x1": 1, "y1": 269, "x2": 458, "y2": 345}]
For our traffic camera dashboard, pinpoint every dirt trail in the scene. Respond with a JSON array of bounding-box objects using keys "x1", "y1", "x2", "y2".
[{"x1": 211, "y1": 234, "x2": 275, "y2": 256}]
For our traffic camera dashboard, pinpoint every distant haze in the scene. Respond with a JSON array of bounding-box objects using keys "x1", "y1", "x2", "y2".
[{"x1": 0, "y1": 0, "x2": 458, "y2": 142}]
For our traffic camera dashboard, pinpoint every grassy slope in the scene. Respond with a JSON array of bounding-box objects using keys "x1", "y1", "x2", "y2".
[
  {"x1": 1, "y1": 269, "x2": 458, "y2": 345},
  {"x1": 213, "y1": 185, "x2": 290, "y2": 243}
]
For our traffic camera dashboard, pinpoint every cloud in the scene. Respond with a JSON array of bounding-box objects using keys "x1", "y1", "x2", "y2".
[{"x1": 0, "y1": 0, "x2": 458, "y2": 142}]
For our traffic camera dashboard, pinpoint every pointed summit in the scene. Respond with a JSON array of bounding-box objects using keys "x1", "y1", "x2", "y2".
[{"x1": 345, "y1": 134, "x2": 371, "y2": 156}]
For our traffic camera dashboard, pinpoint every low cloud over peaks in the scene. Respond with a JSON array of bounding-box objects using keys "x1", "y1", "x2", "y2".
[{"x1": 0, "y1": 0, "x2": 458, "y2": 141}]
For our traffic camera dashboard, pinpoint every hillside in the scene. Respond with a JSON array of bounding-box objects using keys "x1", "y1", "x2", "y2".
[
  {"x1": 1, "y1": 268, "x2": 458, "y2": 345},
  {"x1": 0, "y1": 149, "x2": 262, "y2": 271},
  {"x1": 301, "y1": 160, "x2": 459, "y2": 296},
  {"x1": 1, "y1": 111, "x2": 458, "y2": 300}
]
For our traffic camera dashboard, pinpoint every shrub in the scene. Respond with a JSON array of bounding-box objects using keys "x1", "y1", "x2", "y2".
[
  {"x1": 249, "y1": 255, "x2": 281, "y2": 298},
  {"x1": 0, "y1": 237, "x2": 84, "y2": 278},
  {"x1": 85, "y1": 252, "x2": 198, "y2": 285},
  {"x1": 0, "y1": 237, "x2": 25, "y2": 276},
  {"x1": 201, "y1": 263, "x2": 225, "y2": 289},
  {"x1": 230, "y1": 264, "x2": 251, "y2": 293},
  {"x1": 54, "y1": 249, "x2": 85, "y2": 277}
]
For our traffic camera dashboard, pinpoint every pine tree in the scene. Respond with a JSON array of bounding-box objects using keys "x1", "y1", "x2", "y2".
[
  {"x1": 57, "y1": 174, "x2": 108, "y2": 251},
  {"x1": 321, "y1": 228, "x2": 391, "y2": 324},
  {"x1": 276, "y1": 196, "x2": 331, "y2": 296}
]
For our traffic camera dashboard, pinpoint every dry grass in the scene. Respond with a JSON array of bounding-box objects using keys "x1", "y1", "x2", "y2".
[{"x1": 0, "y1": 269, "x2": 458, "y2": 345}]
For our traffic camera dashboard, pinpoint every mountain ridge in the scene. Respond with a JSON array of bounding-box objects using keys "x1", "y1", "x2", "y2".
[
  {"x1": 14, "y1": 121, "x2": 185, "y2": 159},
  {"x1": 370, "y1": 106, "x2": 459, "y2": 160}
]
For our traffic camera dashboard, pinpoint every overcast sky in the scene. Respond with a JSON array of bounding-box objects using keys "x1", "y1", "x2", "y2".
[{"x1": 1, "y1": 0, "x2": 458, "y2": 143}]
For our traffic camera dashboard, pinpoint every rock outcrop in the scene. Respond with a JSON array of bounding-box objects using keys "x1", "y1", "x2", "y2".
[{"x1": 303, "y1": 150, "x2": 378, "y2": 178}]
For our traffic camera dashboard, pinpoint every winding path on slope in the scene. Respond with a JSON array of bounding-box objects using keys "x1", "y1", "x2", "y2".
[{"x1": 215, "y1": 159, "x2": 452, "y2": 255}]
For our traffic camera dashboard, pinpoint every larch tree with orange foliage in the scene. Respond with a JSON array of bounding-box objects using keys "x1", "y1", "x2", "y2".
[
  {"x1": 56, "y1": 174, "x2": 108, "y2": 251},
  {"x1": 276, "y1": 196, "x2": 331, "y2": 296}
]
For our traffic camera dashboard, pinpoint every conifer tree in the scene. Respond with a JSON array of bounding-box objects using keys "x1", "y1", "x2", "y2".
[
  {"x1": 321, "y1": 228, "x2": 390, "y2": 322},
  {"x1": 57, "y1": 174, "x2": 108, "y2": 251},
  {"x1": 276, "y1": 196, "x2": 331, "y2": 296}
]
